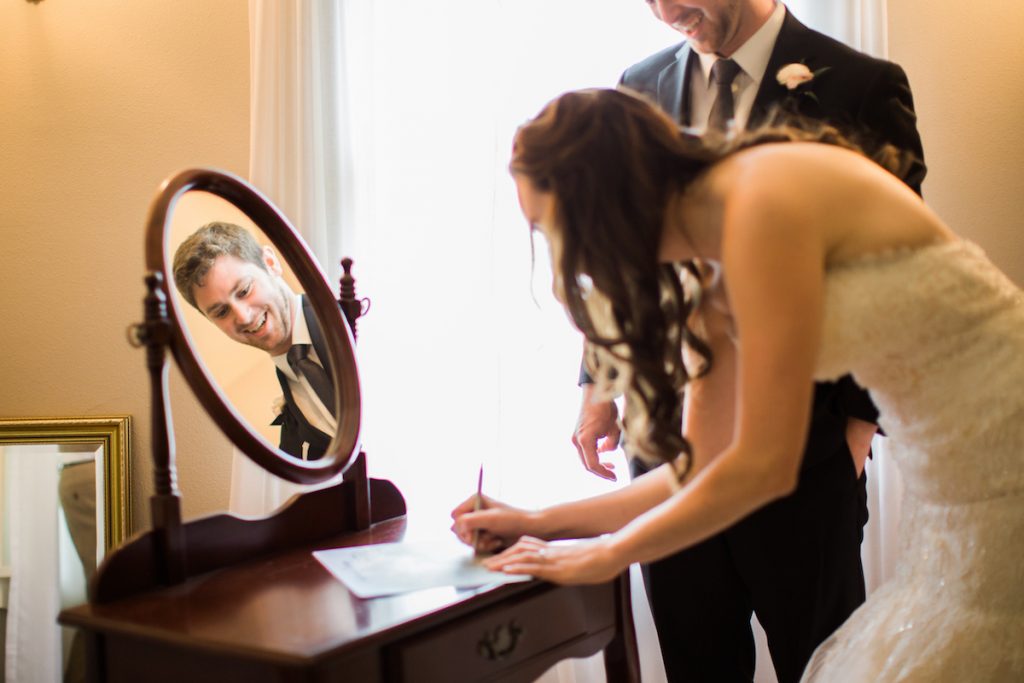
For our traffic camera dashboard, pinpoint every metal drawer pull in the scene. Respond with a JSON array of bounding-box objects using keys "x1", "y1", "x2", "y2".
[{"x1": 477, "y1": 620, "x2": 525, "y2": 660}]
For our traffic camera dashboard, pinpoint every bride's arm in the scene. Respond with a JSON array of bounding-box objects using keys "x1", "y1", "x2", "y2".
[
  {"x1": 529, "y1": 287, "x2": 744, "y2": 540},
  {"x1": 455, "y1": 295, "x2": 741, "y2": 549},
  {"x1": 485, "y1": 184, "x2": 827, "y2": 582},
  {"x1": 605, "y1": 186, "x2": 825, "y2": 565}
]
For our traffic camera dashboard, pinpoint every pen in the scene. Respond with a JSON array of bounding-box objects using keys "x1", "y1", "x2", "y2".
[{"x1": 472, "y1": 464, "x2": 484, "y2": 556}]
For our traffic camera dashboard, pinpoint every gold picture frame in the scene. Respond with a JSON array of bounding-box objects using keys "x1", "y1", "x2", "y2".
[{"x1": 0, "y1": 415, "x2": 132, "y2": 550}]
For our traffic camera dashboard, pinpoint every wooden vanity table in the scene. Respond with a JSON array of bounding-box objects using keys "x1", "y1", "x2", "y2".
[
  {"x1": 61, "y1": 515, "x2": 638, "y2": 682},
  {"x1": 59, "y1": 169, "x2": 639, "y2": 682}
]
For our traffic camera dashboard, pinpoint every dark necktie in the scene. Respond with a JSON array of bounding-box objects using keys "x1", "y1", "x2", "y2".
[
  {"x1": 287, "y1": 344, "x2": 336, "y2": 416},
  {"x1": 707, "y1": 58, "x2": 742, "y2": 133}
]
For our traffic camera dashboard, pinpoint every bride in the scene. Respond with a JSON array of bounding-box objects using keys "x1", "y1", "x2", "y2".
[{"x1": 451, "y1": 88, "x2": 1024, "y2": 681}]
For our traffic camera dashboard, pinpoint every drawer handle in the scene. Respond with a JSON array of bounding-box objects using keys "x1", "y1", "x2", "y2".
[{"x1": 477, "y1": 620, "x2": 525, "y2": 661}]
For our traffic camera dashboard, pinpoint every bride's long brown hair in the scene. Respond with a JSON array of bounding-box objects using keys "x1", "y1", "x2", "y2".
[{"x1": 510, "y1": 87, "x2": 910, "y2": 478}]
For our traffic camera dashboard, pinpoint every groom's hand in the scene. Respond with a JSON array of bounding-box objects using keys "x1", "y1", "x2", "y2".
[
  {"x1": 571, "y1": 384, "x2": 620, "y2": 481},
  {"x1": 846, "y1": 417, "x2": 877, "y2": 476}
]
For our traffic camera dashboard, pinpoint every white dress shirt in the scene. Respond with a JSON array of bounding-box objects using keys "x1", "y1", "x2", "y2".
[
  {"x1": 688, "y1": 1, "x2": 787, "y2": 133},
  {"x1": 272, "y1": 293, "x2": 337, "y2": 443}
]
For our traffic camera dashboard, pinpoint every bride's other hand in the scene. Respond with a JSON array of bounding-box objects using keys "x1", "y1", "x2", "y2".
[{"x1": 483, "y1": 536, "x2": 626, "y2": 585}]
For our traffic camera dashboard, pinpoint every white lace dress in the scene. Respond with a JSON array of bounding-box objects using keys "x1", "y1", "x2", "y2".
[{"x1": 803, "y1": 239, "x2": 1024, "y2": 681}]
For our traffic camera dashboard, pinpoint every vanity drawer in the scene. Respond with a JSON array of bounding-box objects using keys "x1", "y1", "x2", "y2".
[{"x1": 393, "y1": 585, "x2": 613, "y2": 681}]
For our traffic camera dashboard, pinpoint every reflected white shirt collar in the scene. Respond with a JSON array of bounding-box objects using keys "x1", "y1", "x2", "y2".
[{"x1": 696, "y1": 1, "x2": 786, "y2": 88}]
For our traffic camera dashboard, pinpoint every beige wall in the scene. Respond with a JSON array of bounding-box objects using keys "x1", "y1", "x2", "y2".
[
  {"x1": 890, "y1": 1, "x2": 1024, "y2": 284},
  {"x1": 0, "y1": 0, "x2": 249, "y2": 528}
]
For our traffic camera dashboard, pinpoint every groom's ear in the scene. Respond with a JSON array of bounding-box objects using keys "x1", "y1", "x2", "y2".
[{"x1": 262, "y1": 245, "x2": 284, "y2": 276}]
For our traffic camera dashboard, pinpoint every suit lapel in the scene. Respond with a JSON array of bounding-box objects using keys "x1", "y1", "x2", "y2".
[
  {"x1": 301, "y1": 294, "x2": 334, "y2": 378},
  {"x1": 275, "y1": 367, "x2": 325, "y2": 441},
  {"x1": 657, "y1": 43, "x2": 696, "y2": 126},
  {"x1": 749, "y1": 11, "x2": 817, "y2": 128}
]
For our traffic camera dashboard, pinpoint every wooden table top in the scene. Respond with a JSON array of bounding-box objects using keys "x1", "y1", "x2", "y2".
[{"x1": 60, "y1": 517, "x2": 545, "y2": 666}]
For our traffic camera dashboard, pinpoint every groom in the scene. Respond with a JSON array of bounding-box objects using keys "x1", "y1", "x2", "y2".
[
  {"x1": 173, "y1": 222, "x2": 338, "y2": 460},
  {"x1": 570, "y1": 2, "x2": 926, "y2": 681}
]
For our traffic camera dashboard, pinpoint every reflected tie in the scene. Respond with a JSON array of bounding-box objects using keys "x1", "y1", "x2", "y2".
[
  {"x1": 287, "y1": 344, "x2": 336, "y2": 415},
  {"x1": 707, "y1": 58, "x2": 742, "y2": 133}
]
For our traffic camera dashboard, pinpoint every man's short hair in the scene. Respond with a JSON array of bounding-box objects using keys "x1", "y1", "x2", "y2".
[{"x1": 172, "y1": 222, "x2": 265, "y2": 309}]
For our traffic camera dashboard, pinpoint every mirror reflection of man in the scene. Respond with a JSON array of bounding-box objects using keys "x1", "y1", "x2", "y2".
[{"x1": 173, "y1": 222, "x2": 337, "y2": 460}]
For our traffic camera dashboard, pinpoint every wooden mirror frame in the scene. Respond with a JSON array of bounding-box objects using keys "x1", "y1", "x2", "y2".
[
  {"x1": 89, "y1": 170, "x2": 403, "y2": 603},
  {"x1": 0, "y1": 415, "x2": 132, "y2": 551},
  {"x1": 146, "y1": 168, "x2": 361, "y2": 484}
]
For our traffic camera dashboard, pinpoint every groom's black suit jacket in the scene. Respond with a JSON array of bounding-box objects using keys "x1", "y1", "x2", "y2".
[
  {"x1": 620, "y1": 10, "x2": 925, "y2": 472},
  {"x1": 272, "y1": 295, "x2": 334, "y2": 460},
  {"x1": 617, "y1": 11, "x2": 926, "y2": 683},
  {"x1": 622, "y1": 10, "x2": 925, "y2": 191}
]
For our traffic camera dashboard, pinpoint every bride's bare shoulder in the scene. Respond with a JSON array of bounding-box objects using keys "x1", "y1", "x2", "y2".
[
  {"x1": 696, "y1": 143, "x2": 880, "y2": 258},
  {"x1": 718, "y1": 141, "x2": 870, "y2": 181},
  {"x1": 707, "y1": 142, "x2": 890, "y2": 216},
  {"x1": 701, "y1": 144, "x2": 821, "y2": 210},
  {"x1": 711, "y1": 142, "x2": 951, "y2": 263}
]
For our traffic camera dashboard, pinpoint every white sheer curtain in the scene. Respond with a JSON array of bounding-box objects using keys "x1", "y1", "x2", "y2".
[
  {"x1": 787, "y1": 0, "x2": 889, "y2": 57},
  {"x1": 339, "y1": 3, "x2": 680, "y2": 680},
  {"x1": 3, "y1": 446, "x2": 62, "y2": 683},
  {"x1": 243, "y1": 2, "x2": 673, "y2": 680},
  {"x1": 247, "y1": 0, "x2": 355, "y2": 282},
  {"x1": 231, "y1": 0, "x2": 357, "y2": 515},
  {"x1": 241, "y1": 2, "x2": 901, "y2": 682}
]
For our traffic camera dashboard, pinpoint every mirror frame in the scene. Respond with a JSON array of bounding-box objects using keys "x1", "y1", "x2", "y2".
[
  {"x1": 0, "y1": 415, "x2": 131, "y2": 551},
  {"x1": 147, "y1": 168, "x2": 361, "y2": 484}
]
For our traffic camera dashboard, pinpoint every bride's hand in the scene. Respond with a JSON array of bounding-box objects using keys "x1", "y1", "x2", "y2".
[
  {"x1": 482, "y1": 535, "x2": 626, "y2": 585},
  {"x1": 450, "y1": 495, "x2": 536, "y2": 554}
]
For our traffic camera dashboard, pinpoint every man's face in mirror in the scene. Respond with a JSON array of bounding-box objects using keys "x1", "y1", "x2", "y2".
[{"x1": 192, "y1": 246, "x2": 296, "y2": 356}]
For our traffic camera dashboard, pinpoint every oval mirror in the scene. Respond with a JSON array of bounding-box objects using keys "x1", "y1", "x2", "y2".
[{"x1": 146, "y1": 168, "x2": 360, "y2": 484}]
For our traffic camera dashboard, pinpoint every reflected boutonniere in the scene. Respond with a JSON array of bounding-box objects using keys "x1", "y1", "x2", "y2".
[
  {"x1": 271, "y1": 394, "x2": 286, "y2": 418},
  {"x1": 776, "y1": 62, "x2": 830, "y2": 103}
]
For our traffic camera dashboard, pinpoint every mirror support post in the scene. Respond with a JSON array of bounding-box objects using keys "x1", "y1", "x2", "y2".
[
  {"x1": 138, "y1": 272, "x2": 186, "y2": 585},
  {"x1": 339, "y1": 258, "x2": 371, "y2": 529},
  {"x1": 339, "y1": 257, "x2": 368, "y2": 339},
  {"x1": 343, "y1": 451, "x2": 371, "y2": 530}
]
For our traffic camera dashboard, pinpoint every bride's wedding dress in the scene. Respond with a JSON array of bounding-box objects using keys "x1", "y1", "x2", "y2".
[{"x1": 804, "y1": 239, "x2": 1024, "y2": 681}]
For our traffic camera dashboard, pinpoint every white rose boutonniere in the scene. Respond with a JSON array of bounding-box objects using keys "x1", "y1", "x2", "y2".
[
  {"x1": 776, "y1": 63, "x2": 815, "y2": 90},
  {"x1": 776, "y1": 62, "x2": 831, "y2": 105},
  {"x1": 271, "y1": 394, "x2": 286, "y2": 418}
]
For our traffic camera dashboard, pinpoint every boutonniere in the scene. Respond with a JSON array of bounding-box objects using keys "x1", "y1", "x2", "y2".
[
  {"x1": 271, "y1": 394, "x2": 286, "y2": 417},
  {"x1": 776, "y1": 62, "x2": 830, "y2": 101}
]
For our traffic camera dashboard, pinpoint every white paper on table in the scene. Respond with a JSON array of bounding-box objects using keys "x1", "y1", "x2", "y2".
[{"x1": 313, "y1": 541, "x2": 533, "y2": 598}]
